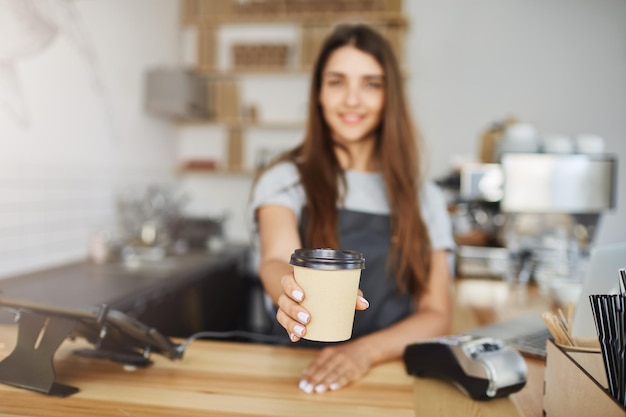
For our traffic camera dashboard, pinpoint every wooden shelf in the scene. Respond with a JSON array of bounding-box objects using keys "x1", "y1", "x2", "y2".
[
  {"x1": 174, "y1": 118, "x2": 304, "y2": 129},
  {"x1": 183, "y1": 12, "x2": 407, "y2": 27},
  {"x1": 191, "y1": 66, "x2": 409, "y2": 78},
  {"x1": 195, "y1": 67, "x2": 312, "y2": 76},
  {"x1": 177, "y1": 166, "x2": 257, "y2": 177}
]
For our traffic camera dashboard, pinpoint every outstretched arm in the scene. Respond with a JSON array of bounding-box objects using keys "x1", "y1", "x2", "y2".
[{"x1": 256, "y1": 204, "x2": 368, "y2": 341}]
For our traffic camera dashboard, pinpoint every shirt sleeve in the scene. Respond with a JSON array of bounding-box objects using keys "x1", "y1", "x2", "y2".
[
  {"x1": 420, "y1": 181, "x2": 456, "y2": 251},
  {"x1": 247, "y1": 162, "x2": 304, "y2": 237}
]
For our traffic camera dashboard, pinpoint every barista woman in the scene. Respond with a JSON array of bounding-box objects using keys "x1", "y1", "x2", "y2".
[{"x1": 248, "y1": 23, "x2": 455, "y2": 394}]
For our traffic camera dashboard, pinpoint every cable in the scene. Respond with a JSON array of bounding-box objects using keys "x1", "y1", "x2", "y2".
[{"x1": 176, "y1": 330, "x2": 287, "y2": 356}]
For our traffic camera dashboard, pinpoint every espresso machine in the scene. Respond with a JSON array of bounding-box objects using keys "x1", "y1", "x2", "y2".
[
  {"x1": 500, "y1": 152, "x2": 616, "y2": 287},
  {"x1": 442, "y1": 124, "x2": 617, "y2": 284}
]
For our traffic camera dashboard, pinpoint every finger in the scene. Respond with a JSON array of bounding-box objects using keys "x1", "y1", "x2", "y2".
[
  {"x1": 277, "y1": 292, "x2": 310, "y2": 325},
  {"x1": 281, "y1": 273, "x2": 305, "y2": 302},
  {"x1": 328, "y1": 374, "x2": 351, "y2": 392},
  {"x1": 355, "y1": 294, "x2": 369, "y2": 310},
  {"x1": 311, "y1": 365, "x2": 345, "y2": 393},
  {"x1": 276, "y1": 307, "x2": 306, "y2": 340}
]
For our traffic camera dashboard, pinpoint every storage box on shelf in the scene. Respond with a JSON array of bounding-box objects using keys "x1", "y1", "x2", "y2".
[
  {"x1": 144, "y1": 68, "x2": 208, "y2": 118},
  {"x1": 149, "y1": 74, "x2": 239, "y2": 124},
  {"x1": 232, "y1": 43, "x2": 290, "y2": 70},
  {"x1": 207, "y1": 76, "x2": 239, "y2": 122}
]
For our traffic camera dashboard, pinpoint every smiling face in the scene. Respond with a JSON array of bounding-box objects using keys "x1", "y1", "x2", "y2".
[{"x1": 319, "y1": 45, "x2": 385, "y2": 150}]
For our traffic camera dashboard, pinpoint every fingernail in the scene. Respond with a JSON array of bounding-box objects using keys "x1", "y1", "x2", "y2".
[
  {"x1": 294, "y1": 324, "x2": 305, "y2": 336},
  {"x1": 358, "y1": 295, "x2": 370, "y2": 308},
  {"x1": 315, "y1": 384, "x2": 326, "y2": 393},
  {"x1": 292, "y1": 290, "x2": 304, "y2": 302},
  {"x1": 289, "y1": 333, "x2": 297, "y2": 342},
  {"x1": 329, "y1": 383, "x2": 340, "y2": 391},
  {"x1": 297, "y1": 311, "x2": 310, "y2": 324},
  {"x1": 304, "y1": 383, "x2": 314, "y2": 394},
  {"x1": 299, "y1": 380, "x2": 308, "y2": 391}
]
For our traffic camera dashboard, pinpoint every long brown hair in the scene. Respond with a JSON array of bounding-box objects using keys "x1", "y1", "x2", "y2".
[{"x1": 270, "y1": 23, "x2": 432, "y2": 297}]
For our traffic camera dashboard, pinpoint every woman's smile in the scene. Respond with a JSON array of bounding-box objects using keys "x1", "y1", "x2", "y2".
[{"x1": 339, "y1": 112, "x2": 366, "y2": 124}]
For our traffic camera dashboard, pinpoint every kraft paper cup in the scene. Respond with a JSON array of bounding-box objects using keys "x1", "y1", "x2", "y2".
[{"x1": 290, "y1": 249, "x2": 365, "y2": 342}]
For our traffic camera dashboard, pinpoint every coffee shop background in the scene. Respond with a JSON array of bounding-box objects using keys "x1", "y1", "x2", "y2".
[{"x1": 0, "y1": 0, "x2": 625, "y2": 280}]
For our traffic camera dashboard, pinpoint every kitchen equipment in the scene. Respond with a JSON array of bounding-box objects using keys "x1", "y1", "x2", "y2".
[
  {"x1": 500, "y1": 153, "x2": 616, "y2": 213},
  {"x1": 455, "y1": 245, "x2": 508, "y2": 278},
  {"x1": 174, "y1": 216, "x2": 225, "y2": 250},
  {"x1": 497, "y1": 123, "x2": 541, "y2": 157}
]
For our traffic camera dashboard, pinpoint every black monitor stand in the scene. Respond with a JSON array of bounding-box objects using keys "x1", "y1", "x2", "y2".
[{"x1": 0, "y1": 311, "x2": 78, "y2": 397}]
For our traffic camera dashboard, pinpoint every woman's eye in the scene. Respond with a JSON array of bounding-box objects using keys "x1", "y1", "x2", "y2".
[
  {"x1": 326, "y1": 79, "x2": 343, "y2": 87},
  {"x1": 365, "y1": 81, "x2": 383, "y2": 89}
]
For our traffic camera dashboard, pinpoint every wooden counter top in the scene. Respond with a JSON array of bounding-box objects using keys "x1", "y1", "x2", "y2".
[
  {"x1": 0, "y1": 326, "x2": 416, "y2": 417},
  {"x1": 0, "y1": 277, "x2": 550, "y2": 417}
]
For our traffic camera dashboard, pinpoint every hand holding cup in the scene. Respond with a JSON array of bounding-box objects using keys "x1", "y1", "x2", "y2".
[{"x1": 284, "y1": 249, "x2": 366, "y2": 342}]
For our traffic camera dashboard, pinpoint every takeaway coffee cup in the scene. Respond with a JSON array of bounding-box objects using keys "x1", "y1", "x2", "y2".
[{"x1": 289, "y1": 248, "x2": 365, "y2": 342}]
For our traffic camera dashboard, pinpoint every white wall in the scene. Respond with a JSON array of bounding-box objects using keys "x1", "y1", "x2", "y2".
[
  {"x1": 0, "y1": 0, "x2": 179, "y2": 278},
  {"x1": 405, "y1": 0, "x2": 626, "y2": 245}
]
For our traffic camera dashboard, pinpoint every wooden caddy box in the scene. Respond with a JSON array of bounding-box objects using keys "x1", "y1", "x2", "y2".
[{"x1": 543, "y1": 339, "x2": 626, "y2": 417}]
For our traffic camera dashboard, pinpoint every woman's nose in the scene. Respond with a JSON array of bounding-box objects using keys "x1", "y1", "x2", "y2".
[{"x1": 343, "y1": 85, "x2": 361, "y2": 107}]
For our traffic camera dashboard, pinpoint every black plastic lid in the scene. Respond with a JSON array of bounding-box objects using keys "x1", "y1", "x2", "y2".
[{"x1": 289, "y1": 248, "x2": 365, "y2": 270}]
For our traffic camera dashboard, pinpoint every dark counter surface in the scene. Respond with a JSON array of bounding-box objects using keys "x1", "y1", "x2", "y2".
[{"x1": 0, "y1": 245, "x2": 252, "y2": 336}]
